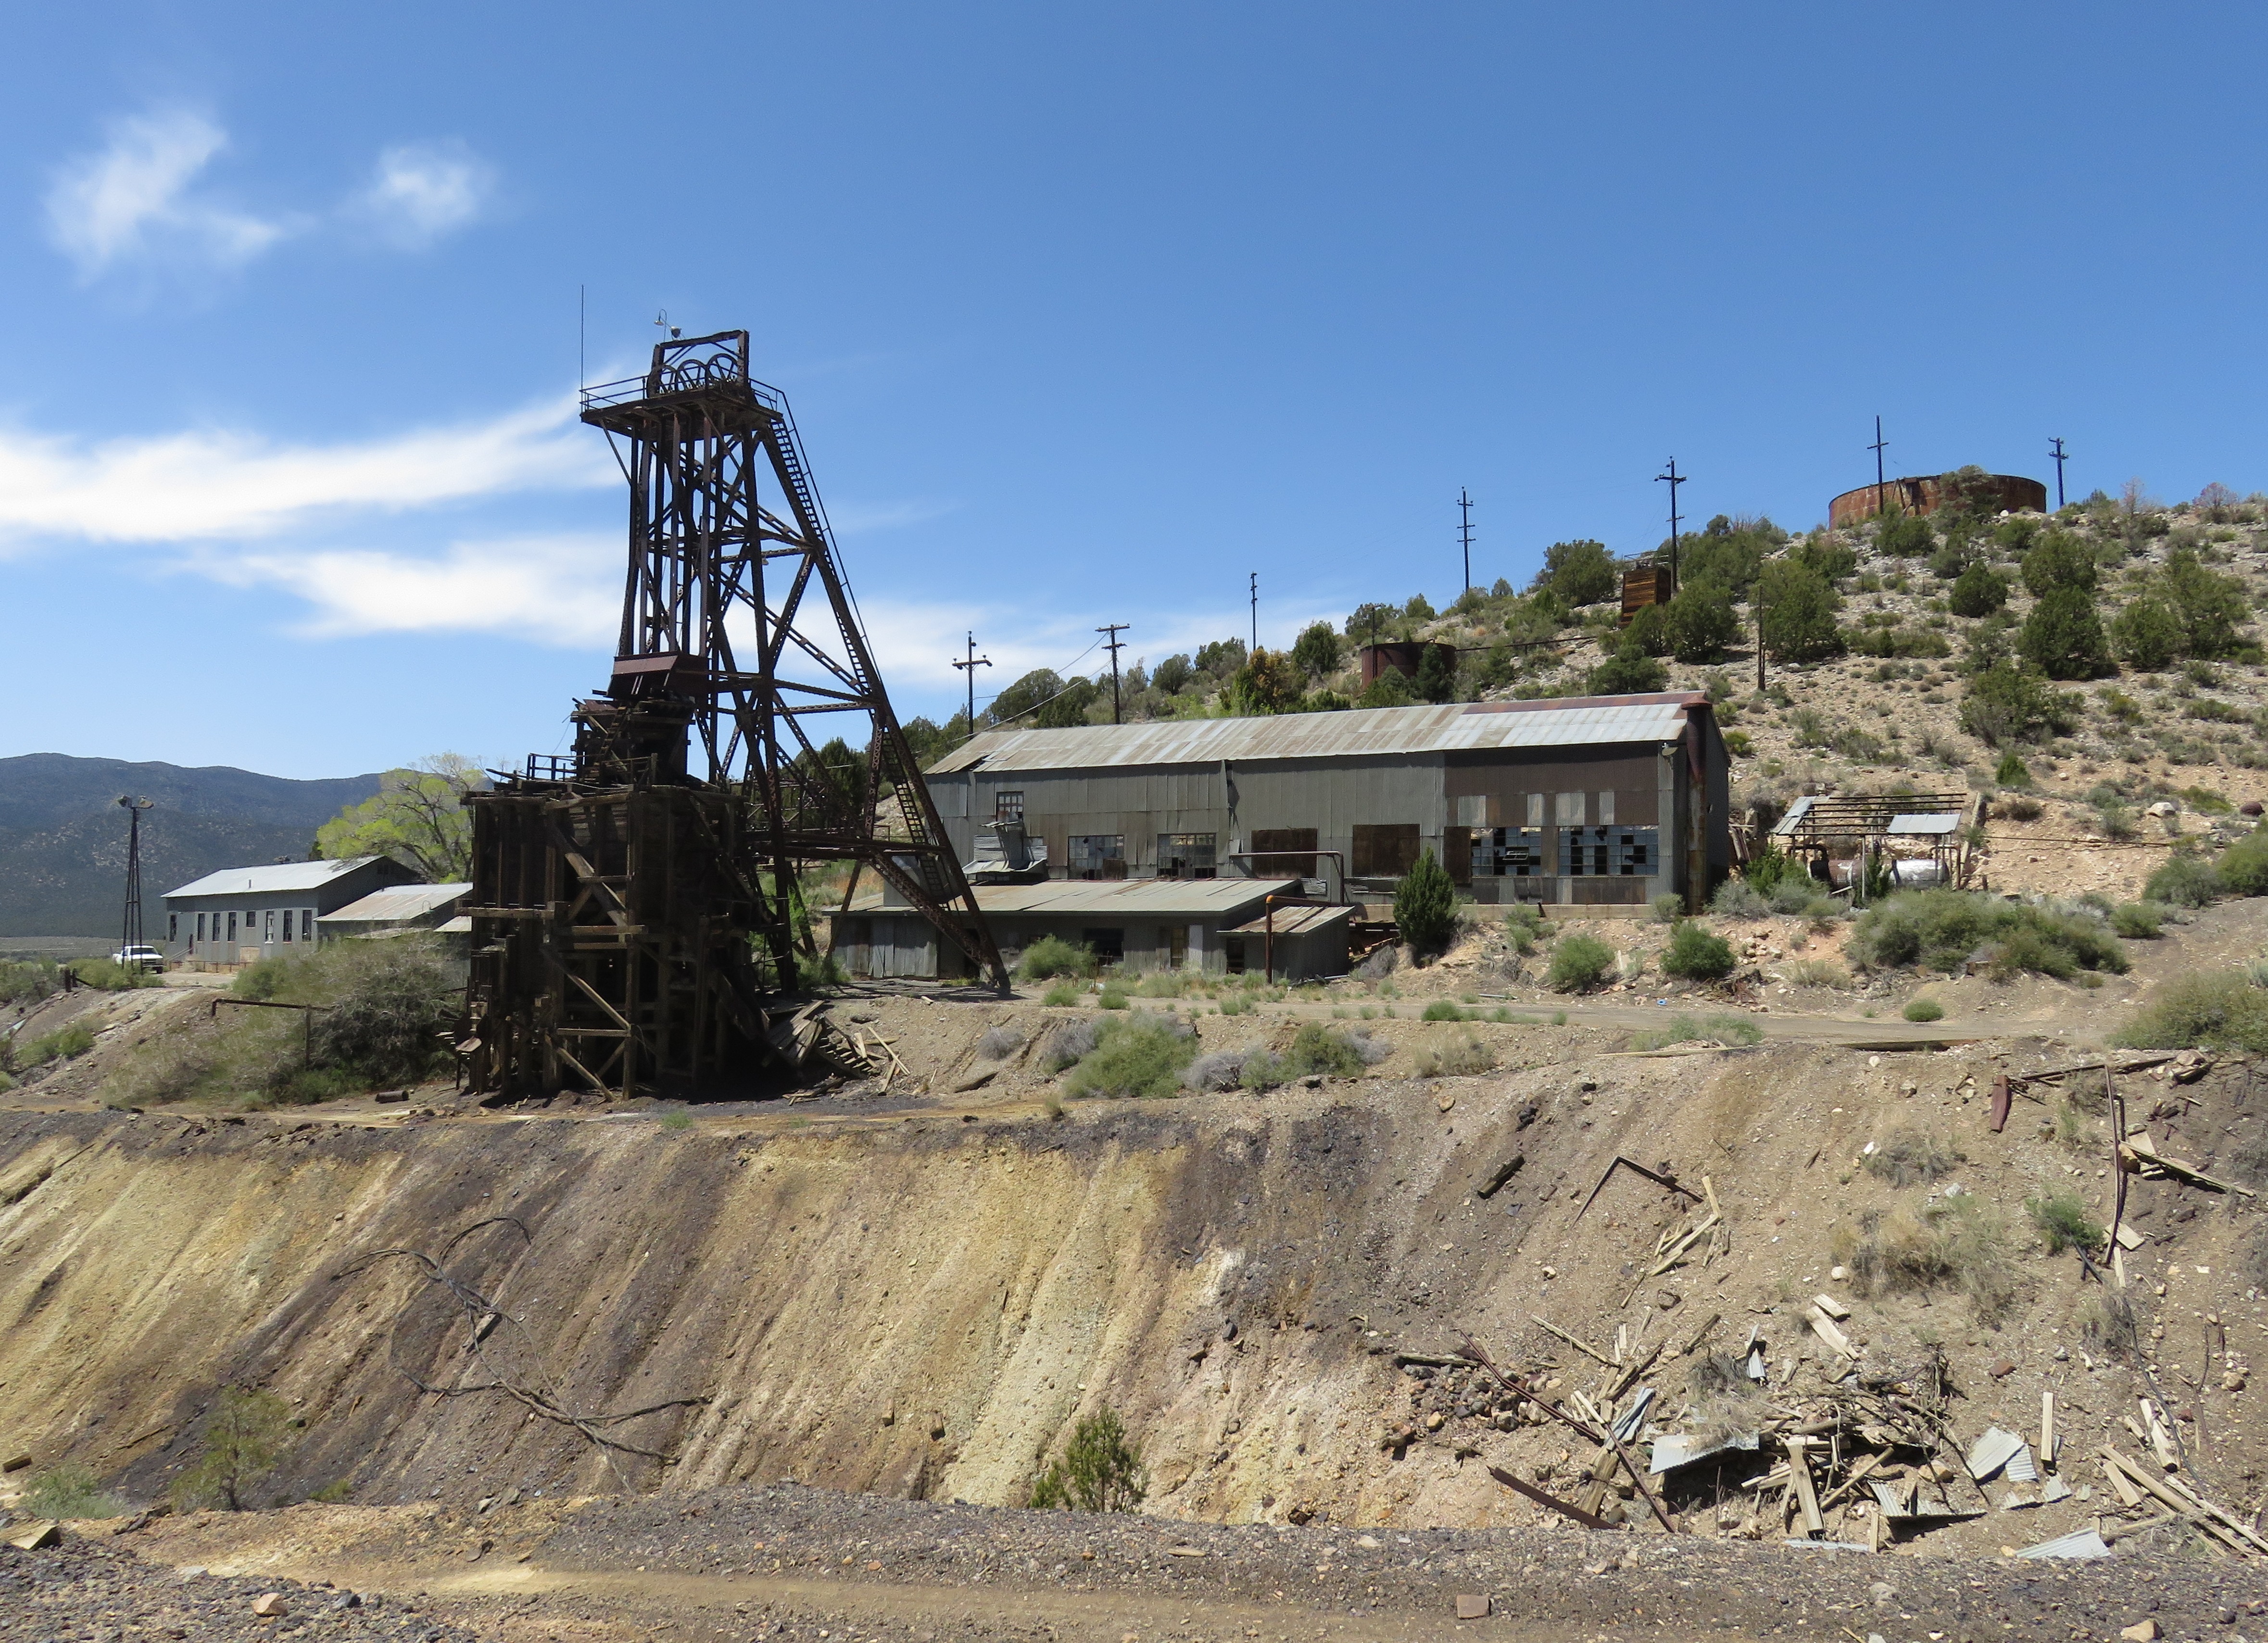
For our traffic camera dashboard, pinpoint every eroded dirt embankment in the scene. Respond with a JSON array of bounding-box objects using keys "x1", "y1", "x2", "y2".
[{"x1": 1, "y1": 1033, "x2": 2262, "y2": 1553}]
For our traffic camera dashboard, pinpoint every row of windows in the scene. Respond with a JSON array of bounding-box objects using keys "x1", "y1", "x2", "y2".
[
  {"x1": 193, "y1": 909, "x2": 314, "y2": 945},
  {"x1": 1452, "y1": 791, "x2": 1629, "y2": 829},
  {"x1": 1471, "y1": 826, "x2": 1660, "y2": 877}
]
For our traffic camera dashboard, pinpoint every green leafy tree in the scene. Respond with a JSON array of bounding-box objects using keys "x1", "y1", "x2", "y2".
[
  {"x1": 1345, "y1": 602, "x2": 1401, "y2": 645},
  {"x1": 1947, "y1": 562, "x2": 2010, "y2": 619},
  {"x1": 1532, "y1": 539, "x2": 1618, "y2": 608},
  {"x1": 2021, "y1": 531, "x2": 2098, "y2": 597},
  {"x1": 1877, "y1": 513, "x2": 1934, "y2": 557},
  {"x1": 1661, "y1": 919, "x2": 1735, "y2": 980},
  {"x1": 1792, "y1": 538, "x2": 1857, "y2": 582},
  {"x1": 1229, "y1": 647, "x2": 1306, "y2": 714},
  {"x1": 1403, "y1": 593, "x2": 1437, "y2": 622},
  {"x1": 1393, "y1": 848, "x2": 1460, "y2": 956},
  {"x1": 1675, "y1": 515, "x2": 1784, "y2": 597},
  {"x1": 1152, "y1": 654, "x2": 1195, "y2": 695},
  {"x1": 1960, "y1": 663, "x2": 2081, "y2": 747},
  {"x1": 1357, "y1": 667, "x2": 1419, "y2": 708},
  {"x1": 985, "y1": 669, "x2": 1066, "y2": 725},
  {"x1": 1665, "y1": 580, "x2": 1739, "y2": 662},
  {"x1": 1028, "y1": 1407, "x2": 1147, "y2": 1513},
  {"x1": 315, "y1": 755, "x2": 483, "y2": 882},
  {"x1": 1291, "y1": 621, "x2": 1343, "y2": 679},
  {"x1": 1413, "y1": 643, "x2": 1459, "y2": 704},
  {"x1": 1586, "y1": 638, "x2": 1668, "y2": 694},
  {"x1": 2160, "y1": 547, "x2": 2250, "y2": 658},
  {"x1": 1194, "y1": 639, "x2": 1248, "y2": 679},
  {"x1": 1035, "y1": 678, "x2": 1101, "y2": 728},
  {"x1": 173, "y1": 1386, "x2": 292, "y2": 1511},
  {"x1": 1757, "y1": 561, "x2": 1844, "y2": 663},
  {"x1": 2111, "y1": 597, "x2": 2182, "y2": 670},
  {"x1": 1624, "y1": 602, "x2": 1670, "y2": 657},
  {"x1": 2019, "y1": 588, "x2": 2114, "y2": 679}
]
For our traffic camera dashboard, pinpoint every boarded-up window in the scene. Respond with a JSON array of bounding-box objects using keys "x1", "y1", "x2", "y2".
[
  {"x1": 1352, "y1": 823, "x2": 1421, "y2": 879},
  {"x1": 1554, "y1": 792, "x2": 1586, "y2": 826},
  {"x1": 1452, "y1": 795, "x2": 1487, "y2": 828},
  {"x1": 1249, "y1": 827, "x2": 1318, "y2": 878},
  {"x1": 1525, "y1": 793, "x2": 1545, "y2": 829},
  {"x1": 1597, "y1": 791, "x2": 1615, "y2": 825}
]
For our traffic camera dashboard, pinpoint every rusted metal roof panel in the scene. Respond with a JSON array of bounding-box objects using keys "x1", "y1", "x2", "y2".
[
  {"x1": 927, "y1": 694, "x2": 1702, "y2": 776},
  {"x1": 841, "y1": 877, "x2": 1302, "y2": 918}
]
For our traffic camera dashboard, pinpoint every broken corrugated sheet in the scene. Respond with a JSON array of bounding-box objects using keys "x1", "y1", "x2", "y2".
[
  {"x1": 1611, "y1": 1387, "x2": 1655, "y2": 1442},
  {"x1": 1782, "y1": 1539, "x2": 1873, "y2": 1552},
  {"x1": 2018, "y1": 1528, "x2": 2111, "y2": 1561},
  {"x1": 2004, "y1": 1442, "x2": 2039, "y2": 1483},
  {"x1": 1649, "y1": 1430, "x2": 1759, "y2": 1474},
  {"x1": 1967, "y1": 1426, "x2": 2028, "y2": 1480},
  {"x1": 2040, "y1": 1476, "x2": 2073, "y2": 1504}
]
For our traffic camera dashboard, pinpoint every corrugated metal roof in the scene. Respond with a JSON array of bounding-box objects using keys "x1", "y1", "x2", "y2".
[
  {"x1": 1887, "y1": 813, "x2": 1962, "y2": 836},
  {"x1": 1224, "y1": 904, "x2": 1354, "y2": 937},
  {"x1": 926, "y1": 693, "x2": 1704, "y2": 775},
  {"x1": 317, "y1": 884, "x2": 472, "y2": 924},
  {"x1": 842, "y1": 877, "x2": 1303, "y2": 918},
  {"x1": 165, "y1": 856, "x2": 392, "y2": 900}
]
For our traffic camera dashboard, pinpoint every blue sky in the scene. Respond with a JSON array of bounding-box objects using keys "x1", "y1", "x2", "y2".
[{"x1": 4, "y1": 4, "x2": 2266, "y2": 779}]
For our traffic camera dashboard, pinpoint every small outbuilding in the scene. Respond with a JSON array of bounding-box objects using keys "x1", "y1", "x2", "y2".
[{"x1": 316, "y1": 882, "x2": 473, "y2": 942}]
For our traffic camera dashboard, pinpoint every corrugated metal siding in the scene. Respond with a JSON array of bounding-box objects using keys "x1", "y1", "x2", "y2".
[{"x1": 928, "y1": 694, "x2": 1701, "y2": 774}]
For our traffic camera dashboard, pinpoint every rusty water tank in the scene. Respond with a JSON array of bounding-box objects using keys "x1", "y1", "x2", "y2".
[{"x1": 1828, "y1": 473, "x2": 2047, "y2": 530}]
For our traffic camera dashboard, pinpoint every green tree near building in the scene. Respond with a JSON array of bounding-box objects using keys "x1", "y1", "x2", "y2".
[
  {"x1": 315, "y1": 754, "x2": 484, "y2": 881},
  {"x1": 1948, "y1": 561, "x2": 2010, "y2": 619},
  {"x1": 1586, "y1": 637, "x2": 1668, "y2": 695},
  {"x1": 1393, "y1": 847, "x2": 1460, "y2": 957},
  {"x1": 1664, "y1": 581, "x2": 1739, "y2": 662},
  {"x1": 1531, "y1": 539, "x2": 1618, "y2": 608},
  {"x1": 1229, "y1": 647, "x2": 1306, "y2": 714},
  {"x1": 1413, "y1": 643, "x2": 1459, "y2": 704}
]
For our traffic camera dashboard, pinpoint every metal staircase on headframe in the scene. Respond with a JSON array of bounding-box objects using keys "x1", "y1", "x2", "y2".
[{"x1": 459, "y1": 329, "x2": 1006, "y2": 1102}]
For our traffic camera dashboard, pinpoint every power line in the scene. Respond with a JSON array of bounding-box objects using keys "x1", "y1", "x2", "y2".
[
  {"x1": 950, "y1": 632, "x2": 992, "y2": 744},
  {"x1": 1249, "y1": 572, "x2": 1259, "y2": 653},
  {"x1": 1458, "y1": 488, "x2": 1475, "y2": 594},
  {"x1": 1655, "y1": 459, "x2": 1687, "y2": 582},
  {"x1": 1096, "y1": 623, "x2": 1130, "y2": 724},
  {"x1": 1868, "y1": 416, "x2": 1889, "y2": 513}
]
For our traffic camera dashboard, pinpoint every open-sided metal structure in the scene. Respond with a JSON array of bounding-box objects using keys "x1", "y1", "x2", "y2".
[{"x1": 461, "y1": 329, "x2": 1005, "y2": 1102}]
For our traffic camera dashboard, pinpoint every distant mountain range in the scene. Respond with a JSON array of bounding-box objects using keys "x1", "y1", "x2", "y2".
[{"x1": 0, "y1": 755, "x2": 383, "y2": 938}]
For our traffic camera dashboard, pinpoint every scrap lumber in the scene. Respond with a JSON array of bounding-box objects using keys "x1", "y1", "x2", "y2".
[
  {"x1": 1575, "y1": 1154, "x2": 1703, "y2": 1219},
  {"x1": 2100, "y1": 1449, "x2": 2267, "y2": 1559},
  {"x1": 1486, "y1": 1465, "x2": 1614, "y2": 1530},
  {"x1": 2120, "y1": 1133, "x2": 2255, "y2": 1198},
  {"x1": 1805, "y1": 1304, "x2": 1857, "y2": 1360},
  {"x1": 1531, "y1": 1314, "x2": 1615, "y2": 1368},
  {"x1": 1785, "y1": 1436, "x2": 1827, "y2": 1536}
]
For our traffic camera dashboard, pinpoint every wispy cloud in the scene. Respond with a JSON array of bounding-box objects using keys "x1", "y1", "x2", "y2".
[
  {"x1": 0, "y1": 400, "x2": 607, "y2": 548},
  {"x1": 354, "y1": 141, "x2": 492, "y2": 249},
  {"x1": 212, "y1": 533, "x2": 621, "y2": 645},
  {"x1": 45, "y1": 108, "x2": 291, "y2": 277}
]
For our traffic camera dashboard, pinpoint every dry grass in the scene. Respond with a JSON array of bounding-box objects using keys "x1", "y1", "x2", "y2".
[
  {"x1": 1861, "y1": 1125, "x2": 1961, "y2": 1186},
  {"x1": 1832, "y1": 1192, "x2": 2021, "y2": 1324}
]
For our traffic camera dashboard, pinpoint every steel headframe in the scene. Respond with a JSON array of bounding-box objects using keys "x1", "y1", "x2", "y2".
[{"x1": 574, "y1": 330, "x2": 1006, "y2": 991}]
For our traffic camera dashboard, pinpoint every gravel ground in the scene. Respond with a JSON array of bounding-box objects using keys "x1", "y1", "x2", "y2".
[
  {"x1": 536, "y1": 1482, "x2": 2268, "y2": 1640},
  {"x1": 177, "y1": 1479, "x2": 2256, "y2": 1643},
  {"x1": 0, "y1": 1527, "x2": 479, "y2": 1643}
]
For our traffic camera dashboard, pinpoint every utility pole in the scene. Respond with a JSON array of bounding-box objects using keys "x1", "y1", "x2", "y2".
[
  {"x1": 2050, "y1": 437, "x2": 2068, "y2": 509},
  {"x1": 1869, "y1": 416, "x2": 1890, "y2": 514},
  {"x1": 1249, "y1": 572, "x2": 1258, "y2": 653},
  {"x1": 1755, "y1": 558, "x2": 1768, "y2": 694},
  {"x1": 950, "y1": 632, "x2": 992, "y2": 742},
  {"x1": 117, "y1": 796, "x2": 152, "y2": 960},
  {"x1": 1458, "y1": 488, "x2": 1475, "y2": 594},
  {"x1": 1655, "y1": 460, "x2": 1687, "y2": 582},
  {"x1": 1096, "y1": 623, "x2": 1130, "y2": 724}
]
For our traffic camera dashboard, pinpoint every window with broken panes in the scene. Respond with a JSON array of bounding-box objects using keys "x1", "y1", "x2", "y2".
[
  {"x1": 1558, "y1": 825, "x2": 1658, "y2": 877},
  {"x1": 993, "y1": 790, "x2": 1025, "y2": 822},
  {"x1": 1472, "y1": 828, "x2": 1550, "y2": 877},
  {"x1": 1155, "y1": 832, "x2": 1217, "y2": 879},
  {"x1": 1068, "y1": 834, "x2": 1126, "y2": 879}
]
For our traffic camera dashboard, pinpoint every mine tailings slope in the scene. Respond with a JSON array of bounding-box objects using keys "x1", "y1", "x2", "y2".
[{"x1": 1, "y1": 1038, "x2": 2255, "y2": 1541}]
